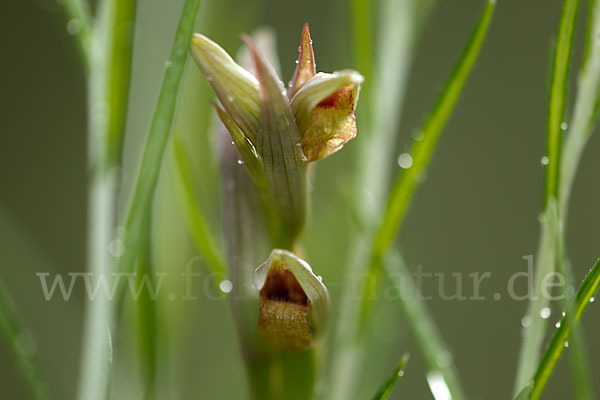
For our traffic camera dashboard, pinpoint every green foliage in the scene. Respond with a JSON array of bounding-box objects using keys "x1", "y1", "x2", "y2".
[{"x1": 371, "y1": 354, "x2": 409, "y2": 400}]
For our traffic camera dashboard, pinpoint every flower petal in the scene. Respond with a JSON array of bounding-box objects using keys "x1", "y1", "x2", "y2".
[
  {"x1": 288, "y1": 23, "x2": 316, "y2": 98},
  {"x1": 190, "y1": 33, "x2": 260, "y2": 140},
  {"x1": 242, "y1": 35, "x2": 307, "y2": 247},
  {"x1": 213, "y1": 103, "x2": 267, "y2": 191},
  {"x1": 254, "y1": 249, "x2": 330, "y2": 351},
  {"x1": 291, "y1": 70, "x2": 364, "y2": 161}
]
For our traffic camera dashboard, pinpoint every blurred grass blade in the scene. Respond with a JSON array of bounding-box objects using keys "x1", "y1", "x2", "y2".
[
  {"x1": 516, "y1": 383, "x2": 533, "y2": 400},
  {"x1": 545, "y1": 0, "x2": 579, "y2": 202},
  {"x1": 371, "y1": 353, "x2": 409, "y2": 400},
  {"x1": 171, "y1": 134, "x2": 228, "y2": 283},
  {"x1": 560, "y1": 0, "x2": 600, "y2": 213},
  {"x1": 136, "y1": 218, "x2": 157, "y2": 400},
  {"x1": 383, "y1": 252, "x2": 465, "y2": 400},
  {"x1": 526, "y1": 259, "x2": 600, "y2": 399},
  {"x1": 373, "y1": 0, "x2": 496, "y2": 255},
  {"x1": 0, "y1": 279, "x2": 51, "y2": 400},
  {"x1": 115, "y1": 0, "x2": 202, "y2": 300},
  {"x1": 105, "y1": 0, "x2": 138, "y2": 167},
  {"x1": 61, "y1": 0, "x2": 93, "y2": 69}
]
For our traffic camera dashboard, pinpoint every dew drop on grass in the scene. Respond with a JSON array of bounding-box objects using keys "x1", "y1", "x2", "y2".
[
  {"x1": 398, "y1": 370, "x2": 404, "y2": 377},
  {"x1": 237, "y1": 159, "x2": 243, "y2": 165},
  {"x1": 219, "y1": 279, "x2": 233, "y2": 294},
  {"x1": 561, "y1": 311, "x2": 566, "y2": 317},
  {"x1": 108, "y1": 239, "x2": 124, "y2": 257},
  {"x1": 397, "y1": 153, "x2": 413, "y2": 169},
  {"x1": 540, "y1": 307, "x2": 551, "y2": 319},
  {"x1": 227, "y1": 94, "x2": 234, "y2": 102},
  {"x1": 521, "y1": 315, "x2": 532, "y2": 328},
  {"x1": 564, "y1": 341, "x2": 569, "y2": 348},
  {"x1": 540, "y1": 156, "x2": 549, "y2": 166},
  {"x1": 555, "y1": 322, "x2": 561, "y2": 328},
  {"x1": 561, "y1": 122, "x2": 568, "y2": 130},
  {"x1": 165, "y1": 60, "x2": 172, "y2": 68},
  {"x1": 590, "y1": 297, "x2": 595, "y2": 303},
  {"x1": 426, "y1": 371, "x2": 452, "y2": 400},
  {"x1": 66, "y1": 19, "x2": 81, "y2": 35}
]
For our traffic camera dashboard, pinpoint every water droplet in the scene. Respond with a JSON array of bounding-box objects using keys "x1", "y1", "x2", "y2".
[
  {"x1": 317, "y1": 275, "x2": 323, "y2": 282},
  {"x1": 398, "y1": 370, "x2": 404, "y2": 377},
  {"x1": 413, "y1": 131, "x2": 425, "y2": 141},
  {"x1": 590, "y1": 297, "x2": 595, "y2": 303},
  {"x1": 561, "y1": 122, "x2": 568, "y2": 131},
  {"x1": 540, "y1": 156, "x2": 549, "y2": 166},
  {"x1": 521, "y1": 315, "x2": 532, "y2": 328},
  {"x1": 165, "y1": 60, "x2": 172, "y2": 68},
  {"x1": 540, "y1": 307, "x2": 551, "y2": 319},
  {"x1": 538, "y1": 213, "x2": 546, "y2": 223},
  {"x1": 227, "y1": 94, "x2": 234, "y2": 102},
  {"x1": 295, "y1": 60, "x2": 299, "y2": 64},
  {"x1": 66, "y1": 19, "x2": 81, "y2": 35},
  {"x1": 219, "y1": 279, "x2": 233, "y2": 293},
  {"x1": 397, "y1": 153, "x2": 413, "y2": 169},
  {"x1": 237, "y1": 159, "x2": 243, "y2": 165},
  {"x1": 564, "y1": 341, "x2": 569, "y2": 348},
  {"x1": 561, "y1": 311, "x2": 566, "y2": 317},
  {"x1": 108, "y1": 239, "x2": 124, "y2": 257},
  {"x1": 555, "y1": 322, "x2": 561, "y2": 328},
  {"x1": 427, "y1": 371, "x2": 452, "y2": 400}
]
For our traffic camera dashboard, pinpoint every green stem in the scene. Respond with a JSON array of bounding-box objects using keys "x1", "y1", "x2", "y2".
[
  {"x1": 75, "y1": 0, "x2": 137, "y2": 398},
  {"x1": 115, "y1": 0, "x2": 202, "y2": 305},
  {"x1": 62, "y1": 0, "x2": 93, "y2": 69},
  {"x1": 0, "y1": 279, "x2": 52, "y2": 400}
]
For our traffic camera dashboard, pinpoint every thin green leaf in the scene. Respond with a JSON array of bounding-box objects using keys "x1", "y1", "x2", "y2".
[
  {"x1": 61, "y1": 0, "x2": 93, "y2": 69},
  {"x1": 105, "y1": 0, "x2": 138, "y2": 167},
  {"x1": 559, "y1": 0, "x2": 600, "y2": 214},
  {"x1": 371, "y1": 354, "x2": 409, "y2": 400},
  {"x1": 546, "y1": 0, "x2": 579, "y2": 203},
  {"x1": 373, "y1": 0, "x2": 496, "y2": 255},
  {"x1": 515, "y1": 383, "x2": 533, "y2": 400},
  {"x1": 528, "y1": 259, "x2": 600, "y2": 399},
  {"x1": 0, "y1": 279, "x2": 51, "y2": 400},
  {"x1": 515, "y1": 0, "x2": 600, "y2": 394},
  {"x1": 383, "y1": 252, "x2": 465, "y2": 400},
  {"x1": 170, "y1": 134, "x2": 228, "y2": 283},
  {"x1": 115, "y1": 0, "x2": 202, "y2": 301},
  {"x1": 136, "y1": 218, "x2": 157, "y2": 400}
]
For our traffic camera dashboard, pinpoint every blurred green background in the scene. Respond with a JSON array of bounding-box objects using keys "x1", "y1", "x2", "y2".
[{"x1": 1, "y1": 0, "x2": 599, "y2": 399}]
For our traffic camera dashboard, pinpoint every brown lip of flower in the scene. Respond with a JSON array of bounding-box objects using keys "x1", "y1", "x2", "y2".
[{"x1": 253, "y1": 249, "x2": 330, "y2": 352}]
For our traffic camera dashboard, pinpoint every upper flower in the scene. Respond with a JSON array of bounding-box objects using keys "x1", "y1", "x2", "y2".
[{"x1": 189, "y1": 24, "x2": 363, "y2": 246}]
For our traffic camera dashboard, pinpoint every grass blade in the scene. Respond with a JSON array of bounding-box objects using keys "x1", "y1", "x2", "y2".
[
  {"x1": 105, "y1": 0, "x2": 138, "y2": 167},
  {"x1": 527, "y1": 259, "x2": 600, "y2": 399},
  {"x1": 115, "y1": 0, "x2": 202, "y2": 300},
  {"x1": 545, "y1": 0, "x2": 579, "y2": 202},
  {"x1": 373, "y1": 0, "x2": 496, "y2": 255},
  {"x1": 136, "y1": 218, "x2": 157, "y2": 400},
  {"x1": 515, "y1": 0, "x2": 600, "y2": 395},
  {"x1": 0, "y1": 279, "x2": 51, "y2": 400},
  {"x1": 383, "y1": 252, "x2": 465, "y2": 400},
  {"x1": 371, "y1": 353, "x2": 409, "y2": 400},
  {"x1": 61, "y1": 0, "x2": 93, "y2": 69},
  {"x1": 170, "y1": 134, "x2": 227, "y2": 283},
  {"x1": 560, "y1": 0, "x2": 600, "y2": 214}
]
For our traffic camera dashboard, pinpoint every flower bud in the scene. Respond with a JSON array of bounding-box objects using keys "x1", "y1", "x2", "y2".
[
  {"x1": 288, "y1": 23, "x2": 316, "y2": 98},
  {"x1": 291, "y1": 70, "x2": 363, "y2": 161},
  {"x1": 253, "y1": 249, "x2": 329, "y2": 351},
  {"x1": 190, "y1": 34, "x2": 260, "y2": 141}
]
